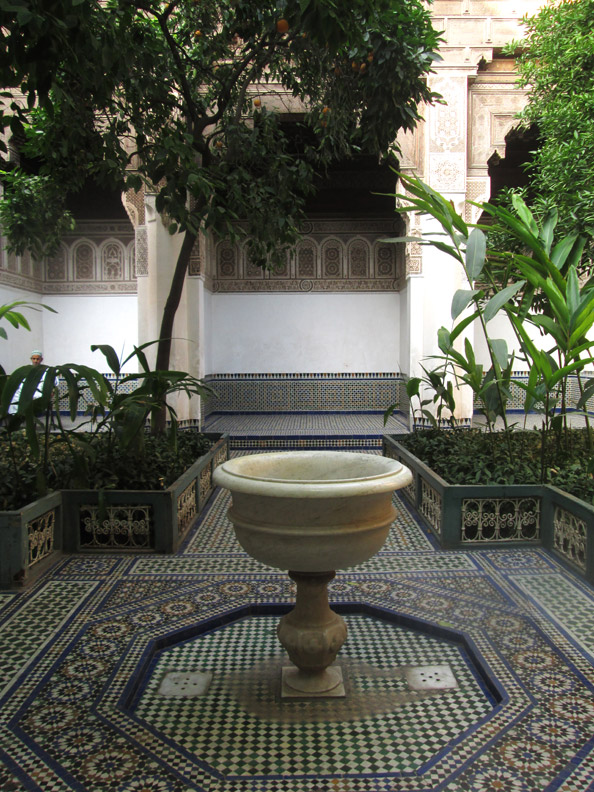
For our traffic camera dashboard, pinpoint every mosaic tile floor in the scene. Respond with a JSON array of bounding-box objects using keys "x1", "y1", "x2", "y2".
[
  {"x1": 3, "y1": 453, "x2": 594, "y2": 791},
  {"x1": 202, "y1": 412, "x2": 409, "y2": 449}
]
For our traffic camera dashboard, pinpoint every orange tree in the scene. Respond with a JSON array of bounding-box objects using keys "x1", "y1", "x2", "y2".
[{"x1": 1, "y1": 0, "x2": 441, "y2": 429}]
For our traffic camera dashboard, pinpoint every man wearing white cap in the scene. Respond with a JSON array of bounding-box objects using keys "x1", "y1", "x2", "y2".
[{"x1": 8, "y1": 350, "x2": 48, "y2": 414}]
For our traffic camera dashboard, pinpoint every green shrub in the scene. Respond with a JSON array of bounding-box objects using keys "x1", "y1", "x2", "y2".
[
  {"x1": 0, "y1": 430, "x2": 212, "y2": 511},
  {"x1": 399, "y1": 427, "x2": 594, "y2": 503}
]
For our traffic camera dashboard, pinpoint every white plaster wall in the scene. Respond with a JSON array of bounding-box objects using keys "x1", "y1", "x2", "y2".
[
  {"x1": 208, "y1": 292, "x2": 401, "y2": 373},
  {"x1": 0, "y1": 285, "x2": 45, "y2": 372},
  {"x1": 43, "y1": 294, "x2": 138, "y2": 370}
]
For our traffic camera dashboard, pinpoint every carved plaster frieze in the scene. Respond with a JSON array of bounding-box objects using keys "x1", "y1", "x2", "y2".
[
  {"x1": 210, "y1": 223, "x2": 403, "y2": 292},
  {"x1": 0, "y1": 269, "x2": 43, "y2": 294},
  {"x1": 0, "y1": 222, "x2": 137, "y2": 294},
  {"x1": 42, "y1": 281, "x2": 137, "y2": 294},
  {"x1": 211, "y1": 278, "x2": 399, "y2": 294}
]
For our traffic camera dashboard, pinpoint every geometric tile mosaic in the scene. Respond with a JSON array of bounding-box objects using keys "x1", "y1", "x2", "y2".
[
  {"x1": 0, "y1": 580, "x2": 96, "y2": 694},
  {"x1": 511, "y1": 572, "x2": 594, "y2": 660},
  {"x1": 133, "y1": 615, "x2": 494, "y2": 778},
  {"x1": 3, "y1": 447, "x2": 594, "y2": 791}
]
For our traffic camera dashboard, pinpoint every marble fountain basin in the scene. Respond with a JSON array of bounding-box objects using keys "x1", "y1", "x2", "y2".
[
  {"x1": 212, "y1": 451, "x2": 412, "y2": 572},
  {"x1": 213, "y1": 451, "x2": 413, "y2": 696}
]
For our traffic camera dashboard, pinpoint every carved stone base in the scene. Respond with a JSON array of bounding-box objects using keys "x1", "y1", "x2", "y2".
[
  {"x1": 277, "y1": 571, "x2": 347, "y2": 695},
  {"x1": 281, "y1": 665, "x2": 345, "y2": 697}
]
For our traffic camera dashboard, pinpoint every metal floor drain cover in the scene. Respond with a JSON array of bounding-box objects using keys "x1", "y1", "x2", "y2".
[
  {"x1": 158, "y1": 670, "x2": 213, "y2": 698},
  {"x1": 404, "y1": 664, "x2": 458, "y2": 691}
]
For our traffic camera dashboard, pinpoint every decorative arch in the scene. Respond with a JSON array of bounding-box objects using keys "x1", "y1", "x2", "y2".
[
  {"x1": 73, "y1": 240, "x2": 96, "y2": 281},
  {"x1": 321, "y1": 237, "x2": 344, "y2": 279},
  {"x1": 295, "y1": 239, "x2": 318, "y2": 279},
  {"x1": 373, "y1": 240, "x2": 397, "y2": 279},
  {"x1": 100, "y1": 239, "x2": 125, "y2": 280},
  {"x1": 126, "y1": 241, "x2": 136, "y2": 279},
  {"x1": 48, "y1": 242, "x2": 69, "y2": 281},
  {"x1": 347, "y1": 238, "x2": 370, "y2": 279},
  {"x1": 216, "y1": 240, "x2": 238, "y2": 279}
]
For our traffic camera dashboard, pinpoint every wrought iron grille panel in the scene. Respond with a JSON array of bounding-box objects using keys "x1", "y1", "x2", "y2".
[
  {"x1": 177, "y1": 480, "x2": 197, "y2": 539},
  {"x1": 213, "y1": 443, "x2": 228, "y2": 469},
  {"x1": 462, "y1": 497, "x2": 540, "y2": 543},
  {"x1": 80, "y1": 504, "x2": 153, "y2": 550},
  {"x1": 28, "y1": 509, "x2": 56, "y2": 567},
  {"x1": 421, "y1": 479, "x2": 442, "y2": 536},
  {"x1": 554, "y1": 506, "x2": 587, "y2": 571},
  {"x1": 200, "y1": 465, "x2": 213, "y2": 505}
]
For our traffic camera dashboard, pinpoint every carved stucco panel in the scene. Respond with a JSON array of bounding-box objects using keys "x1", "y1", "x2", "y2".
[
  {"x1": 217, "y1": 241, "x2": 238, "y2": 279},
  {"x1": 135, "y1": 226, "x2": 148, "y2": 277},
  {"x1": 296, "y1": 240, "x2": 317, "y2": 279},
  {"x1": 465, "y1": 179, "x2": 490, "y2": 223},
  {"x1": 429, "y1": 75, "x2": 467, "y2": 154},
  {"x1": 101, "y1": 240, "x2": 125, "y2": 280},
  {"x1": 74, "y1": 242, "x2": 95, "y2": 281},
  {"x1": 429, "y1": 152, "x2": 466, "y2": 192},
  {"x1": 468, "y1": 87, "x2": 528, "y2": 171}
]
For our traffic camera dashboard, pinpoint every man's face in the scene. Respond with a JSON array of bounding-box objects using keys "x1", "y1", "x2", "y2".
[{"x1": 30, "y1": 355, "x2": 43, "y2": 366}]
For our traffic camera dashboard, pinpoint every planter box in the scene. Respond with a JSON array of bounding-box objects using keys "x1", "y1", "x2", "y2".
[
  {"x1": 0, "y1": 491, "x2": 63, "y2": 590},
  {"x1": 383, "y1": 434, "x2": 594, "y2": 585},
  {"x1": 0, "y1": 433, "x2": 229, "y2": 589}
]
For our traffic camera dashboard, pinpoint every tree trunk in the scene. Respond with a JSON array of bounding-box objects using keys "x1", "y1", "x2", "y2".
[{"x1": 151, "y1": 227, "x2": 197, "y2": 434}]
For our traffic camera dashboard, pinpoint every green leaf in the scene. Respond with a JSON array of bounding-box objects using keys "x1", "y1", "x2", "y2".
[
  {"x1": 465, "y1": 228, "x2": 486, "y2": 281},
  {"x1": 483, "y1": 281, "x2": 526, "y2": 323},
  {"x1": 551, "y1": 234, "x2": 579, "y2": 270},
  {"x1": 451, "y1": 289, "x2": 481, "y2": 320},
  {"x1": 90, "y1": 344, "x2": 121, "y2": 375},
  {"x1": 489, "y1": 338, "x2": 509, "y2": 371},
  {"x1": 405, "y1": 377, "x2": 422, "y2": 398},
  {"x1": 539, "y1": 208, "x2": 558, "y2": 254},
  {"x1": 511, "y1": 192, "x2": 538, "y2": 236},
  {"x1": 437, "y1": 326, "x2": 452, "y2": 354}
]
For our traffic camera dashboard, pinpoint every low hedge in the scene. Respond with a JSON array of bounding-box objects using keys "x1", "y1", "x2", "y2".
[
  {"x1": 0, "y1": 431, "x2": 213, "y2": 511},
  {"x1": 398, "y1": 427, "x2": 594, "y2": 505}
]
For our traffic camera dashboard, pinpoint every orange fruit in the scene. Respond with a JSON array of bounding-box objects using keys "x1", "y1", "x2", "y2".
[
  {"x1": 359, "y1": 62, "x2": 367, "y2": 73},
  {"x1": 351, "y1": 61, "x2": 359, "y2": 71},
  {"x1": 367, "y1": 52, "x2": 374, "y2": 62},
  {"x1": 215, "y1": 140, "x2": 223, "y2": 148},
  {"x1": 276, "y1": 18, "x2": 289, "y2": 33},
  {"x1": 194, "y1": 29, "x2": 202, "y2": 38},
  {"x1": 322, "y1": 106, "x2": 329, "y2": 114},
  {"x1": 253, "y1": 98, "x2": 261, "y2": 107}
]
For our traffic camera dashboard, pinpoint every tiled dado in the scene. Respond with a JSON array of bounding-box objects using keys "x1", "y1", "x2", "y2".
[
  {"x1": 202, "y1": 373, "x2": 407, "y2": 416},
  {"x1": 474, "y1": 371, "x2": 594, "y2": 414}
]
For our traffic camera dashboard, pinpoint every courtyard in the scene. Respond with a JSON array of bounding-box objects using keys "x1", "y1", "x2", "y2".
[{"x1": 1, "y1": 418, "x2": 594, "y2": 792}]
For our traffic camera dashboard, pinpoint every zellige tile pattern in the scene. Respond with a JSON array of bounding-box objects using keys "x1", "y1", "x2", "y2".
[{"x1": 2, "y1": 441, "x2": 594, "y2": 791}]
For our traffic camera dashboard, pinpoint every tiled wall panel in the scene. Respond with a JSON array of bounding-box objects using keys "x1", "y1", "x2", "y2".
[{"x1": 203, "y1": 373, "x2": 407, "y2": 417}]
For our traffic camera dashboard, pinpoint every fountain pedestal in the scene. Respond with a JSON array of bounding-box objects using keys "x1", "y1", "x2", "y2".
[
  {"x1": 278, "y1": 570, "x2": 347, "y2": 694},
  {"x1": 213, "y1": 451, "x2": 412, "y2": 697}
]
